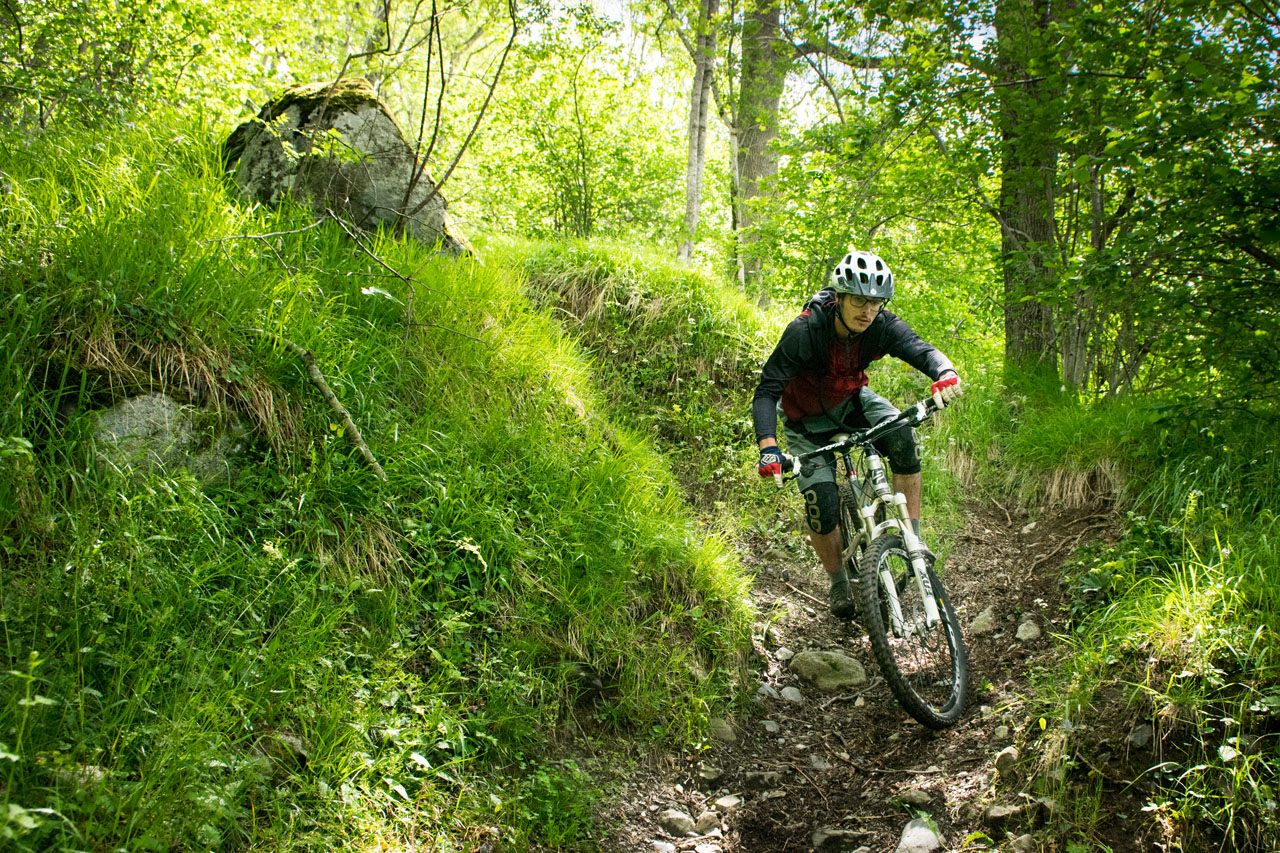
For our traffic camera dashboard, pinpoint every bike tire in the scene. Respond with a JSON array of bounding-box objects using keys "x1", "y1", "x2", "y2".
[{"x1": 856, "y1": 534, "x2": 968, "y2": 729}]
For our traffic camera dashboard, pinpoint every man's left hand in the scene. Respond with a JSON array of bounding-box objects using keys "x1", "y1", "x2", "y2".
[{"x1": 931, "y1": 373, "x2": 962, "y2": 407}]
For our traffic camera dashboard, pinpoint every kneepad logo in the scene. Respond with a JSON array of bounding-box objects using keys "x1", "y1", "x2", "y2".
[{"x1": 804, "y1": 489, "x2": 823, "y2": 533}]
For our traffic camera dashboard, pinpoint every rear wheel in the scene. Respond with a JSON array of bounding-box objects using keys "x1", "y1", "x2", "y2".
[{"x1": 856, "y1": 534, "x2": 968, "y2": 729}]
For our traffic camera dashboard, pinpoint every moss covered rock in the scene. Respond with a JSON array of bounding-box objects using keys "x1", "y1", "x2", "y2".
[{"x1": 223, "y1": 78, "x2": 472, "y2": 255}]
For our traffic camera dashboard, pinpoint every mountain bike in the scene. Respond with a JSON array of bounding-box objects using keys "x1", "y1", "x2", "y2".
[{"x1": 780, "y1": 396, "x2": 968, "y2": 729}]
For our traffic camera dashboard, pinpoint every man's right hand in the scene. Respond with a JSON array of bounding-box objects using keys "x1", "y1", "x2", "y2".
[{"x1": 757, "y1": 446, "x2": 785, "y2": 484}]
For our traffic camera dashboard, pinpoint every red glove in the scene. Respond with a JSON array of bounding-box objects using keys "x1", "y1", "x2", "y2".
[
  {"x1": 930, "y1": 373, "x2": 962, "y2": 407},
  {"x1": 758, "y1": 447, "x2": 784, "y2": 479}
]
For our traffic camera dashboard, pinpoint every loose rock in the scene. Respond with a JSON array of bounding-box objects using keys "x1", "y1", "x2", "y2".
[
  {"x1": 781, "y1": 686, "x2": 804, "y2": 703},
  {"x1": 899, "y1": 788, "x2": 932, "y2": 807},
  {"x1": 983, "y1": 804, "x2": 1022, "y2": 826},
  {"x1": 812, "y1": 827, "x2": 863, "y2": 849},
  {"x1": 658, "y1": 809, "x2": 695, "y2": 836},
  {"x1": 694, "y1": 811, "x2": 719, "y2": 834},
  {"x1": 995, "y1": 745, "x2": 1019, "y2": 779},
  {"x1": 775, "y1": 646, "x2": 795, "y2": 662},
  {"x1": 1010, "y1": 834, "x2": 1035, "y2": 853},
  {"x1": 713, "y1": 795, "x2": 742, "y2": 811},
  {"x1": 789, "y1": 650, "x2": 867, "y2": 691},
  {"x1": 895, "y1": 817, "x2": 943, "y2": 853},
  {"x1": 1016, "y1": 620, "x2": 1042, "y2": 642},
  {"x1": 969, "y1": 605, "x2": 998, "y2": 635}
]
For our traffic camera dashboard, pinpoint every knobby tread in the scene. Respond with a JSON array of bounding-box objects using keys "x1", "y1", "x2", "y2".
[{"x1": 856, "y1": 534, "x2": 969, "y2": 729}]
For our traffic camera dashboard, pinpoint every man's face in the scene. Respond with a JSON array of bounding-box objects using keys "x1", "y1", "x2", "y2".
[{"x1": 837, "y1": 293, "x2": 886, "y2": 334}]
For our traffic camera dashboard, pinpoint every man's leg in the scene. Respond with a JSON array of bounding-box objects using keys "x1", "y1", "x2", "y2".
[
  {"x1": 810, "y1": 527, "x2": 843, "y2": 576},
  {"x1": 894, "y1": 471, "x2": 922, "y2": 527}
]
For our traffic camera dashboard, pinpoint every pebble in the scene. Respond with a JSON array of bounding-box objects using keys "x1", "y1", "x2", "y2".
[
  {"x1": 808, "y1": 753, "x2": 832, "y2": 771},
  {"x1": 697, "y1": 763, "x2": 722, "y2": 782},
  {"x1": 1021, "y1": 521, "x2": 1037, "y2": 534},
  {"x1": 694, "y1": 810, "x2": 720, "y2": 833},
  {"x1": 995, "y1": 745, "x2": 1019, "y2": 779},
  {"x1": 781, "y1": 686, "x2": 804, "y2": 703},
  {"x1": 775, "y1": 646, "x2": 795, "y2": 661},
  {"x1": 652, "y1": 842, "x2": 676, "y2": 853},
  {"x1": 762, "y1": 720, "x2": 780, "y2": 734},
  {"x1": 983, "y1": 804, "x2": 1022, "y2": 826},
  {"x1": 756, "y1": 683, "x2": 780, "y2": 700},
  {"x1": 1010, "y1": 835, "x2": 1035, "y2": 853},
  {"x1": 1016, "y1": 620, "x2": 1042, "y2": 642},
  {"x1": 969, "y1": 605, "x2": 998, "y2": 635},
  {"x1": 899, "y1": 788, "x2": 932, "y2": 807},
  {"x1": 713, "y1": 795, "x2": 742, "y2": 811},
  {"x1": 658, "y1": 809, "x2": 695, "y2": 835},
  {"x1": 994, "y1": 725, "x2": 1010, "y2": 740}
]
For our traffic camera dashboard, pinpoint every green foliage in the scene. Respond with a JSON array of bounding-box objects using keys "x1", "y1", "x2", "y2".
[
  {"x1": 461, "y1": 10, "x2": 688, "y2": 240},
  {"x1": 0, "y1": 114, "x2": 753, "y2": 850}
]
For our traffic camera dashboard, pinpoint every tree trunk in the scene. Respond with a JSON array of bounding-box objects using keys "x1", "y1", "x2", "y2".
[
  {"x1": 679, "y1": 0, "x2": 719, "y2": 262},
  {"x1": 735, "y1": 0, "x2": 787, "y2": 286},
  {"x1": 995, "y1": 0, "x2": 1059, "y2": 382}
]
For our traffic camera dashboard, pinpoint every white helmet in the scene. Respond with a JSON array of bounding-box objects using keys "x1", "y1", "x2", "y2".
[{"x1": 832, "y1": 250, "x2": 894, "y2": 300}]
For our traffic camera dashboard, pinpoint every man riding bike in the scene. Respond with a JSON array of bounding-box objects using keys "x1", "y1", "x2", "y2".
[{"x1": 752, "y1": 250, "x2": 962, "y2": 618}]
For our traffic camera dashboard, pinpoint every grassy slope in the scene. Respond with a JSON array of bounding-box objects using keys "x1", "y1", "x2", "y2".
[
  {"x1": 0, "y1": 118, "x2": 756, "y2": 850},
  {"x1": 948, "y1": 386, "x2": 1280, "y2": 850}
]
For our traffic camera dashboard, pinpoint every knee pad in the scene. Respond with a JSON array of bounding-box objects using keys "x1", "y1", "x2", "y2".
[
  {"x1": 875, "y1": 424, "x2": 921, "y2": 475},
  {"x1": 800, "y1": 481, "x2": 840, "y2": 534}
]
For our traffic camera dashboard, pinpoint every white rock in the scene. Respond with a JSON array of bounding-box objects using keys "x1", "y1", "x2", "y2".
[
  {"x1": 713, "y1": 795, "x2": 742, "y2": 811},
  {"x1": 895, "y1": 817, "x2": 943, "y2": 853},
  {"x1": 1016, "y1": 620, "x2": 1042, "y2": 642},
  {"x1": 969, "y1": 605, "x2": 998, "y2": 635},
  {"x1": 781, "y1": 686, "x2": 804, "y2": 703},
  {"x1": 762, "y1": 720, "x2": 780, "y2": 734},
  {"x1": 995, "y1": 745, "x2": 1019, "y2": 778},
  {"x1": 775, "y1": 646, "x2": 795, "y2": 661},
  {"x1": 1020, "y1": 521, "x2": 1037, "y2": 534},
  {"x1": 652, "y1": 843, "x2": 677, "y2": 853},
  {"x1": 658, "y1": 809, "x2": 695, "y2": 836},
  {"x1": 994, "y1": 725, "x2": 1010, "y2": 740}
]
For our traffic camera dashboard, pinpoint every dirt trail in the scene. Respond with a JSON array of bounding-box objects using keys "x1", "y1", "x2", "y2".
[{"x1": 601, "y1": 502, "x2": 1123, "y2": 853}]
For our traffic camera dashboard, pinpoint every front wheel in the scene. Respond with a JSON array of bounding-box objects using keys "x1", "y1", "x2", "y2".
[{"x1": 856, "y1": 534, "x2": 968, "y2": 729}]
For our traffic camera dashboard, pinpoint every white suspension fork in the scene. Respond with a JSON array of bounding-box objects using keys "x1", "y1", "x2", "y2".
[{"x1": 891, "y1": 493, "x2": 941, "y2": 628}]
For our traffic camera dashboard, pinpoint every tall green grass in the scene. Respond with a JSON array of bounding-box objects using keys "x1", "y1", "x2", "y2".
[
  {"x1": 981, "y1": 396, "x2": 1280, "y2": 849},
  {"x1": 0, "y1": 115, "x2": 753, "y2": 849}
]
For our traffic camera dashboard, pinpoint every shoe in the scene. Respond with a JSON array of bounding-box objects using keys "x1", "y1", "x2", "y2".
[{"x1": 828, "y1": 572, "x2": 858, "y2": 619}]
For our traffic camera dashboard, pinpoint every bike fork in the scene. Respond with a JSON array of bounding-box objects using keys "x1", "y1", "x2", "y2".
[{"x1": 889, "y1": 493, "x2": 942, "y2": 628}]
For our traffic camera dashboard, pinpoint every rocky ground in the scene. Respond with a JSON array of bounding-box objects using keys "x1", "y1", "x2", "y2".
[{"x1": 595, "y1": 502, "x2": 1144, "y2": 853}]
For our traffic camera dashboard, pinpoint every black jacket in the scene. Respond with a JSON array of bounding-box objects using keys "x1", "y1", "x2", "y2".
[{"x1": 751, "y1": 289, "x2": 954, "y2": 441}]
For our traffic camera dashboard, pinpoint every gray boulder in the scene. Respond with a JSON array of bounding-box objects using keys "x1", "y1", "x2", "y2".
[
  {"x1": 790, "y1": 650, "x2": 867, "y2": 691},
  {"x1": 223, "y1": 78, "x2": 472, "y2": 255},
  {"x1": 93, "y1": 393, "x2": 244, "y2": 484}
]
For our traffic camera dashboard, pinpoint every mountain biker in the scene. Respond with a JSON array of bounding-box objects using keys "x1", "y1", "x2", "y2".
[{"x1": 752, "y1": 250, "x2": 962, "y2": 618}]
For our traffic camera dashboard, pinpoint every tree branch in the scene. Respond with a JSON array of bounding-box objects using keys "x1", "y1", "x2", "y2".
[{"x1": 250, "y1": 329, "x2": 387, "y2": 480}]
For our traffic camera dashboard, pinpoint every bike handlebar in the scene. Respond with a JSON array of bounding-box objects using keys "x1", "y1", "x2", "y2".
[{"x1": 776, "y1": 395, "x2": 944, "y2": 487}]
